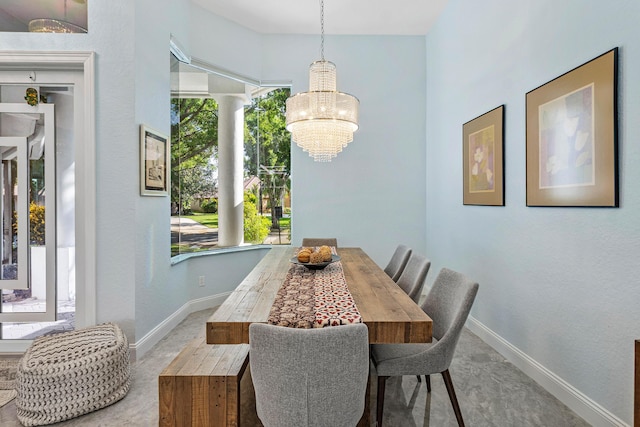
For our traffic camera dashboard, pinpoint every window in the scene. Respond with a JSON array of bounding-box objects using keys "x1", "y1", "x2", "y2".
[{"x1": 170, "y1": 55, "x2": 291, "y2": 257}]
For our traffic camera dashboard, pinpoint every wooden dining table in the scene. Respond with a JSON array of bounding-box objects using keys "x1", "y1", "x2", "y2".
[
  {"x1": 206, "y1": 246, "x2": 433, "y2": 345},
  {"x1": 206, "y1": 246, "x2": 433, "y2": 426}
]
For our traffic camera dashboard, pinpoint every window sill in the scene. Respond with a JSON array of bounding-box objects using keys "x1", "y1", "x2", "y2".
[{"x1": 170, "y1": 244, "x2": 286, "y2": 265}]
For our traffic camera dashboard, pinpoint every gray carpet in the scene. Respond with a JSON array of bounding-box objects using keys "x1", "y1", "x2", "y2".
[{"x1": 0, "y1": 308, "x2": 590, "y2": 426}]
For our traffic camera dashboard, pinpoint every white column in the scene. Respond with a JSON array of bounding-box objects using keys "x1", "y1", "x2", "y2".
[{"x1": 217, "y1": 96, "x2": 245, "y2": 247}]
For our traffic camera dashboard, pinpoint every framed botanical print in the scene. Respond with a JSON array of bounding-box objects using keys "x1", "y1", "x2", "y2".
[
  {"x1": 463, "y1": 105, "x2": 505, "y2": 206},
  {"x1": 140, "y1": 125, "x2": 170, "y2": 196},
  {"x1": 526, "y1": 48, "x2": 618, "y2": 207}
]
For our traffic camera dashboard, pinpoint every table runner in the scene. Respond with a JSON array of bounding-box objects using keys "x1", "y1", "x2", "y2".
[{"x1": 268, "y1": 250, "x2": 362, "y2": 328}]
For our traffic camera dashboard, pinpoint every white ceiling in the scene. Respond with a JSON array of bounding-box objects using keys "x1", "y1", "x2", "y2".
[{"x1": 191, "y1": 0, "x2": 450, "y2": 36}]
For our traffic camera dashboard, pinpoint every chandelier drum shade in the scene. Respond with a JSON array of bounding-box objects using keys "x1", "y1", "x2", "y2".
[
  {"x1": 285, "y1": 0, "x2": 360, "y2": 162},
  {"x1": 286, "y1": 61, "x2": 359, "y2": 162}
]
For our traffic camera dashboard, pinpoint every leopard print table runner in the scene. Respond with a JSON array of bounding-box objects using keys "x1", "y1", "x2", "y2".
[
  {"x1": 268, "y1": 265, "x2": 316, "y2": 328},
  {"x1": 267, "y1": 250, "x2": 362, "y2": 328}
]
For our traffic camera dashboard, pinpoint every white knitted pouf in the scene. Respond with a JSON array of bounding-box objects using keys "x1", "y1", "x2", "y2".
[{"x1": 15, "y1": 323, "x2": 130, "y2": 426}]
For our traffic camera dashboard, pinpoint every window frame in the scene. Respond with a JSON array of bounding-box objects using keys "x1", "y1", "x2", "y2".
[{"x1": 170, "y1": 52, "x2": 292, "y2": 260}]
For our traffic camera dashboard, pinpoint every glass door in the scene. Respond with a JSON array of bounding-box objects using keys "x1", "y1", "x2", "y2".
[
  {"x1": 0, "y1": 103, "x2": 57, "y2": 326},
  {"x1": 0, "y1": 72, "x2": 79, "y2": 344}
]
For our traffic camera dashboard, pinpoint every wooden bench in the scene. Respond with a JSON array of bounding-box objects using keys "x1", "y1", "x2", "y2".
[{"x1": 159, "y1": 338, "x2": 253, "y2": 426}]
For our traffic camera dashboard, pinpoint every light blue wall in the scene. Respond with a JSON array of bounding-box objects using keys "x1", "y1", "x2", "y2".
[
  {"x1": 133, "y1": 1, "x2": 268, "y2": 341},
  {"x1": 133, "y1": 0, "x2": 189, "y2": 344},
  {"x1": 189, "y1": 3, "x2": 262, "y2": 79},
  {"x1": 425, "y1": 0, "x2": 640, "y2": 423}
]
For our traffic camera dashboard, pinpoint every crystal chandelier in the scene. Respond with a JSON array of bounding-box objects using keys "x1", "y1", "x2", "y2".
[
  {"x1": 28, "y1": 0, "x2": 87, "y2": 34},
  {"x1": 285, "y1": 0, "x2": 359, "y2": 162}
]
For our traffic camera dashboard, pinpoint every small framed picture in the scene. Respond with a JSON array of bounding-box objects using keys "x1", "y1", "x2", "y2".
[
  {"x1": 140, "y1": 124, "x2": 170, "y2": 196},
  {"x1": 463, "y1": 105, "x2": 505, "y2": 206},
  {"x1": 526, "y1": 48, "x2": 618, "y2": 207}
]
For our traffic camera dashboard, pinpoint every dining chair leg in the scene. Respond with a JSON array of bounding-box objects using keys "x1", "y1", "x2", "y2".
[
  {"x1": 441, "y1": 370, "x2": 465, "y2": 427},
  {"x1": 417, "y1": 375, "x2": 422, "y2": 382},
  {"x1": 426, "y1": 374, "x2": 431, "y2": 392},
  {"x1": 377, "y1": 375, "x2": 388, "y2": 426}
]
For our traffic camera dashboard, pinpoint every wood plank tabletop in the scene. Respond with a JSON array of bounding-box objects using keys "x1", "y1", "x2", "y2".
[{"x1": 206, "y1": 246, "x2": 432, "y2": 345}]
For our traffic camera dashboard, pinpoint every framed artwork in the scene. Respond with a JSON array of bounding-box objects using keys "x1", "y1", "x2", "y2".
[
  {"x1": 463, "y1": 105, "x2": 505, "y2": 206},
  {"x1": 140, "y1": 125, "x2": 170, "y2": 196},
  {"x1": 526, "y1": 48, "x2": 618, "y2": 207}
]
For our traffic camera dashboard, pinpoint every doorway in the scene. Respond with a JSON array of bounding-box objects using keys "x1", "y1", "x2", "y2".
[{"x1": 0, "y1": 52, "x2": 95, "y2": 352}]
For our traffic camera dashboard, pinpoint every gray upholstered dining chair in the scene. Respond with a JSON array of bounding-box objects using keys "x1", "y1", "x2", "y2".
[
  {"x1": 371, "y1": 268, "x2": 479, "y2": 427},
  {"x1": 383, "y1": 244, "x2": 412, "y2": 282},
  {"x1": 301, "y1": 237, "x2": 338, "y2": 248},
  {"x1": 396, "y1": 252, "x2": 431, "y2": 303},
  {"x1": 249, "y1": 323, "x2": 369, "y2": 427}
]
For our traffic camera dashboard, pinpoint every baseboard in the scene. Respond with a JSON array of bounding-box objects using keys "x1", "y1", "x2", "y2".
[
  {"x1": 130, "y1": 292, "x2": 231, "y2": 360},
  {"x1": 467, "y1": 316, "x2": 629, "y2": 427}
]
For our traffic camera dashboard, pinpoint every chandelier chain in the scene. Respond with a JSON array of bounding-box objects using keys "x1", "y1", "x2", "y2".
[{"x1": 320, "y1": 0, "x2": 325, "y2": 60}]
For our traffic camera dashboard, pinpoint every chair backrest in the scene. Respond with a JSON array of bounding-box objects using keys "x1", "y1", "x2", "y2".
[
  {"x1": 383, "y1": 244, "x2": 412, "y2": 282},
  {"x1": 249, "y1": 323, "x2": 369, "y2": 427},
  {"x1": 421, "y1": 268, "x2": 479, "y2": 369},
  {"x1": 301, "y1": 237, "x2": 338, "y2": 248},
  {"x1": 396, "y1": 252, "x2": 431, "y2": 303}
]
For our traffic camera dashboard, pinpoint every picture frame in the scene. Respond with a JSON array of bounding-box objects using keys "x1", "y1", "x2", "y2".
[
  {"x1": 463, "y1": 105, "x2": 505, "y2": 206},
  {"x1": 140, "y1": 124, "x2": 170, "y2": 196},
  {"x1": 526, "y1": 48, "x2": 618, "y2": 207}
]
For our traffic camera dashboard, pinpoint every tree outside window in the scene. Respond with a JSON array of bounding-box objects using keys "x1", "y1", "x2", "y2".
[{"x1": 170, "y1": 79, "x2": 291, "y2": 257}]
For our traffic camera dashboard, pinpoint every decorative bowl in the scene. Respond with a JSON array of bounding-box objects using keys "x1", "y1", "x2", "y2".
[{"x1": 289, "y1": 254, "x2": 341, "y2": 270}]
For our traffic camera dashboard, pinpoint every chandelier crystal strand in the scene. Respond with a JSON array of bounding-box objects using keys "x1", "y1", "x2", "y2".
[{"x1": 285, "y1": 0, "x2": 359, "y2": 162}]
